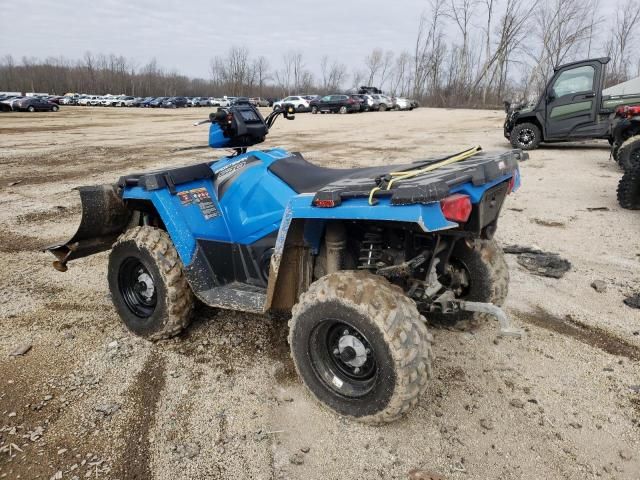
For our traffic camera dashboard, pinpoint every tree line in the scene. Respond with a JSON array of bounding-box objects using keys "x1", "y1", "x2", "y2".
[{"x1": 1, "y1": 0, "x2": 639, "y2": 107}]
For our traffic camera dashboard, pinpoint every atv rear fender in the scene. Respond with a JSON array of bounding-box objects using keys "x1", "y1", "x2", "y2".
[{"x1": 264, "y1": 171, "x2": 518, "y2": 311}]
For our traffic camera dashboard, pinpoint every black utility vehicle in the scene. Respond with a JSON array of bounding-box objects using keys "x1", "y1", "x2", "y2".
[{"x1": 504, "y1": 57, "x2": 640, "y2": 150}]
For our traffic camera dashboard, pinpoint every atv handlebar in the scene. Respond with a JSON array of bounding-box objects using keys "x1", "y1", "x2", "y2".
[
  {"x1": 194, "y1": 105, "x2": 296, "y2": 129},
  {"x1": 264, "y1": 105, "x2": 295, "y2": 129}
]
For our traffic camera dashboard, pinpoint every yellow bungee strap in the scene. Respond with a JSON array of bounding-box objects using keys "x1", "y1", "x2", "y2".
[{"x1": 368, "y1": 145, "x2": 482, "y2": 205}]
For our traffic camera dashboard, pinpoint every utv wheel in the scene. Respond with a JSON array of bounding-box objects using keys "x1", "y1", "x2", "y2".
[
  {"x1": 427, "y1": 239, "x2": 509, "y2": 330},
  {"x1": 339, "y1": 106, "x2": 348, "y2": 114},
  {"x1": 616, "y1": 135, "x2": 640, "y2": 171},
  {"x1": 311, "y1": 106, "x2": 318, "y2": 114},
  {"x1": 289, "y1": 270, "x2": 433, "y2": 424},
  {"x1": 617, "y1": 162, "x2": 640, "y2": 209},
  {"x1": 108, "y1": 226, "x2": 194, "y2": 341},
  {"x1": 510, "y1": 122, "x2": 541, "y2": 150}
]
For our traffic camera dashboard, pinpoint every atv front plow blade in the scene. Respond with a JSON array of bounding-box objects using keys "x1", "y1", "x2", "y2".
[{"x1": 44, "y1": 184, "x2": 131, "y2": 272}]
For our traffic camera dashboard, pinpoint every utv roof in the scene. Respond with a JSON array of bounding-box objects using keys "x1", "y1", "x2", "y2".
[{"x1": 554, "y1": 57, "x2": 610, "y2": 72}]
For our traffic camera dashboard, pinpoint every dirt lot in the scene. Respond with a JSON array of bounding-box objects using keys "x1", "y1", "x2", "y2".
[{"x1": 0, "y1": 106, "x2": 639, "y2": 480}]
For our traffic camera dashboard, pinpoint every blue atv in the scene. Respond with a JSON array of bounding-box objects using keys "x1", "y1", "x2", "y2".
[{"x1": 46, "y1": 103, "x2": 524, "y2": 423}]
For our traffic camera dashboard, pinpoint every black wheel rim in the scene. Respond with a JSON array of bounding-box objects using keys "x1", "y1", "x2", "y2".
[
  {"x1": 517, "y1": 128, "x2": 535, "y2": 147},
  {"x1": 308, "y1": 319, "x2": 378, "y2": 398},
  {"x1": 118, "y1": 257, "x2": 157, "y2": 318}
]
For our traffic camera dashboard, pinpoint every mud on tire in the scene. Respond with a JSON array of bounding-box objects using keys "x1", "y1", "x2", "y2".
[
  {"x1": 427, "y1": 239, "x2": 509, "y2": 330},
  {"x1": 617, "y1": 162, "x2": 640, "y2": 209},
  {"x1": 616, "y1": 135, "x2": 640, "y2": 172},
  {"x1": 108, "y1": 226, "x2": 194, "y2": 341},
  {"x1": 289, "y1": 270, "x2": 433, "y2": 424}
]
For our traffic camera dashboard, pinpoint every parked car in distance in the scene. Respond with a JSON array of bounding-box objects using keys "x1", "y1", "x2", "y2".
[
  {"x1": 14, "y1": 97, "x2": 59, "y2": 112},
  {"x1": 351, "y1": 94, "x2": 374, "y2": 111},
  {"x1": 0, "y1": 96, "x2": 23, "y2": 111},
  {"x1": 231, "y1": 97, "x2": 251, "y2": 105},
  {"x1": 370, "y1": 94, "x2": 394, "y2": 111},
  {"x1": 99, "y1": 95, "x2": 116, "y2": 107},
  {"x1": 113, "y1": 96, "x2": 135, "y2": 107},
  {"x1": 273, "y1": 95, "x2": 310, "y2": 112},
  {"x1": 208, "y1": 97, "x2": 228, "y2": 107},
  {"x1": 161, "y1": 96, "x2": 188, "y2": 108},
  {"x1": 189, "y1": 97, "x2": 209, "y2": 107},
  {"x1": 393, "y1": 97, "x2": 414, "y2": 111},
  {"x1": 140, "y1": 97, "x2": 156, "y2": 107},
  {"x1": 251, "y1": 97, "x2": 270, "y2": 107},
  {"x1": 310, "y1": 94, "x2": 360, "y2": 114},
  {"x1": 124, "y1": 97, "x2": 143, "y2": 107},
  {"x1": 149, "y1": 97, "x2": 167, "y2": 108},
  {"x1": 78, "y1": 95, "x2": 100, "y2": 106},
  {"x1": 60, "y1": 96, "x2": 77, "y2": 105},
  {"x1": 358, "y1": 86, "x2": 383, "y2": 94}
]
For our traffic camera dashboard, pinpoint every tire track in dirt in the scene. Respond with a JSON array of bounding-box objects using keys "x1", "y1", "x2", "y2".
[
  {"x1": 516, "y1": 307, "x2": 640, "y2": 360},
  {"x1": 111, "y1": 350, "x2": 166, "y2": 480}
]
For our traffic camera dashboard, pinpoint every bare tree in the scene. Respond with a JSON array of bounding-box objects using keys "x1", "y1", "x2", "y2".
[
  {"x1": 252, "y1": 56, "x2": 270, "y2": 97},
  {"x1": 445, "y1": 0, "x2": 476, "y2": 92},
  {"x1": 413, "y1": 0, "x2": 447, "y2": 101},
  {"x1": 390, "y1": 51, "x2": 412, "y2": 96},
  {"x1": 527, "y1": 0, "x2": 597, "y2": 94},
  {"x1": 606, "y1": 0, "x2": 640, "y2": 84},
  {"x1": 364, "y1": 48, "x2": 384, "y2": 86}
]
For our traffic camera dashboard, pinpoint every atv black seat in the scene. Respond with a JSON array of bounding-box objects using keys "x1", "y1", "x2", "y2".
[
  {"x1": 267, "y1": 152, "x2": 412, "y2": 193},
  {"x1": 269, "y1": 150, "x2": 523, "y2": 206}
]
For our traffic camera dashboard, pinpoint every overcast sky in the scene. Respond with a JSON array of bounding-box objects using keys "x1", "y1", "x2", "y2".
[
  {"x1": 0, "y1": 0, "x2": 428, "y2": 77},
  {"x1": 0, "y1": 0, "x2": 625, "y2": 79}
]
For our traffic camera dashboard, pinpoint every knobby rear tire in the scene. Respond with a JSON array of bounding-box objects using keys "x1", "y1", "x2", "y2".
[{"x1": 289, "y1": 270, "x2": 433, "y2": 424}]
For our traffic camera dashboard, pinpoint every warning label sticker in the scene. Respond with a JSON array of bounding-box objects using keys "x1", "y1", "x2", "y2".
[{"x1": 178, "y1": 187, "x2": 219, "y2": 220}]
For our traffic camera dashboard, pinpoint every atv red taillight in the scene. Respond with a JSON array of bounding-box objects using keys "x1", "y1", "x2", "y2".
[
  {"x1": 440, "y1": 194, "x2": 472, "y2": 222},
  {"x1": 314, "y1": 199, "x2": 336, "y2": 208},
  {"x1": 615, "y1": 104, "x2": 640, "y2": 118}
]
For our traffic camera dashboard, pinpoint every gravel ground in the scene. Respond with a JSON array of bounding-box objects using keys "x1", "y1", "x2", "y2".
[{"x1": 0, "y1": 106, "x2": 639, "y2": 480}]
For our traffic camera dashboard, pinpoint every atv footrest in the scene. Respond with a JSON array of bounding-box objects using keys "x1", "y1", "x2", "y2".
[{"x1": 198, "y1": 282, "x2": 266, "y2": 313}]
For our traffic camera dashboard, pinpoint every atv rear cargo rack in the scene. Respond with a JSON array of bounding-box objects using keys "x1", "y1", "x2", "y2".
[{"x1": 311, "y1": 149, "x2": 526, "y2": 208}]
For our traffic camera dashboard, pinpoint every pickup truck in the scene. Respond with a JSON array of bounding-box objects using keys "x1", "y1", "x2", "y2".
[{"x1": 504, "y1": 57, "x2": 640, "y2": 150}]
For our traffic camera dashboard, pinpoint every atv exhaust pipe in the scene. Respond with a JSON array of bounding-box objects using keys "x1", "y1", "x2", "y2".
[{"x1": 44, "y1": 184, "x2": 131, "y2": 272}]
